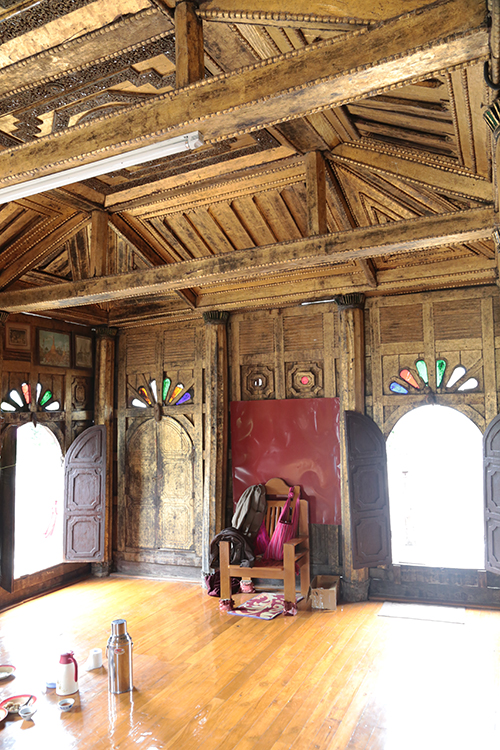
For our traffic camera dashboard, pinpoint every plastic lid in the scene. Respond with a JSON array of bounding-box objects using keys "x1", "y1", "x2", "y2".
[{"x1": 46, "y1": 680, "x2": 56, "y2": 689}]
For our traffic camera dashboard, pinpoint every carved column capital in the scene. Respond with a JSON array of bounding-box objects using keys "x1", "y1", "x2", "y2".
[
  {"x1": 94, "y1": 326, "x2": 118, "y2": 339},
  {"x1": 202, "y1": 311, "x2": 229, "y2": 326},
  {"x1": 0, "y1": 311, "x2": 10, "y2": 325},
  {"x1": 334, "y1": 293, "x2": 365, "y2": 311}
]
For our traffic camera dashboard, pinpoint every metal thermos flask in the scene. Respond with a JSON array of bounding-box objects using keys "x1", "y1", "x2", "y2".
[{"x1": 106, "y1": 619, "x2": 133, "y2": 694}]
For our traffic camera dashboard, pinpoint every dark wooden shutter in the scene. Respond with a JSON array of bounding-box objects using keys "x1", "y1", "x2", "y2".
[
  {"x1": 64, "y1": 425, "x2": 106, "y2": 561},
  {"x1": 345, "y1": 411, "x2": 392, "y2": 569},
  {"x1": 484, "y1": 413, "x2": 500, "y2": 573},
  {"x1": 0, "y1": 427, "x2": 16, "y2": 592}
]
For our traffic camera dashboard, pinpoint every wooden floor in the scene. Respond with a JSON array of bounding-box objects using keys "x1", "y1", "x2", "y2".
[{"x1": 0, "y1": 577, "x2": 500, "y2": 750}]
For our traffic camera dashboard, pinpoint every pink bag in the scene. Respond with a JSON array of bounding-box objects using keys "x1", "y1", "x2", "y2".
[{"x1": 263, "y1": 488, "x2": 300, "y2": 561}]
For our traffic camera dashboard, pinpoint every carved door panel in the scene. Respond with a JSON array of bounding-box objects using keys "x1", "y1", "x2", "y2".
[
  {"x1": 345, "y1": 410, "x2": 392, "y2": 569},
  {"x1": 484, "y1": 413, "x2": 500, "y2": 573},
  {"x1": 64, "y1": 425, "x2": 106, "y2": 561},
  {"x1": 125, "y1": 417, "x2": 194, "y2": 551}
]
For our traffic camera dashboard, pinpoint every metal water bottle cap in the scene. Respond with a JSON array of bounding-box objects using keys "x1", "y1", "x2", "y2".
[{"x1": 111, "y1": 619, "x2": 127, "y2": 636}]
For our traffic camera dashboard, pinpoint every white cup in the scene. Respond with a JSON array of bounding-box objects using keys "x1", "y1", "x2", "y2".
[{"x1": 86, "y1": 647, "x2": 103, "y2": 670}]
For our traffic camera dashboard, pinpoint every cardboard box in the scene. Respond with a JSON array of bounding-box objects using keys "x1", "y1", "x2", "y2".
[{"x1": 309, "y1": 575, "x2": 340, "y2": 610}]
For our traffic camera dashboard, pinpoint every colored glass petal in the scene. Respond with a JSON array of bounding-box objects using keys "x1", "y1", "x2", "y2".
[
  {"x1": 9, "y1": 389, "x2": 23, "y2": 407},
  {"x1": 168, "y1": 384, "x2": 184, "y2": 403},
  {"x1": 446, "y1": 365, "x2": 466, "y2": 389},
  {"x1": 458, "y1": 378, "x2": 479, "y2": 391},
  {"x1": 399, "y1": 369, "x2": 420, "y2": 389},
  {"x1": 415, "y1": 359, "x2": 429, "y2": 385},
  {"x1": 150, "y1": 380, "x2": 157, "y2": 403},
  {"x1": 36, "y1": 383, "x2": 42, "y2": 404},
  {"x1": 390, "y1": 382, "x2": 408, "y2": 394},
  {"x1": 40, "y1": 390, "x2": 53, "y2": 406},
  {"x1": 436, "y1": 359, "x2": 447, "y2": 388},
  {"x1": 162, "y1": 377, "x2": 171, "y2": 403},
  {"x1": 21, "y1": 382, "x2": 31, "y2": 405},
  {"x1": 138, "y1": 386, "x2": 152, "y2": 406},
  {"x1": 45, "y1": 401, "x2": 60, "y2": 411},
  {"x1": 1, "y1": 402, "x2": 16, "y2": 412},
  {"x1": 177, "y1": 392, "x2": 191, "y2": 405},
  {"x1": 132, "y1": 398, "x2": 148, "y2": 408}
]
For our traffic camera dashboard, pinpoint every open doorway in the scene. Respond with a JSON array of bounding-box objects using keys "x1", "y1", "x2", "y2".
[
  {"x1": 387, "y1": 404, "x2": 484, "y2": 569},
  {"x1": 14, "y1": 422, "x2": 64, "y2": 578}
]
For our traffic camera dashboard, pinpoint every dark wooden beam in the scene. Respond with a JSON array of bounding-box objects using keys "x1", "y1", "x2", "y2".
[
  {"x1": 175, "y1": 0, "x2": 205, "y2": 87},
  {"x1": 0, "y1": 0, "x2": 487, "y2": 188},
  {"x1": 0, "y1": 206, "x2": 493, "y2": 312},
  {"x1": 306, "y1": 151, "x2": 327, "y2": 236}
]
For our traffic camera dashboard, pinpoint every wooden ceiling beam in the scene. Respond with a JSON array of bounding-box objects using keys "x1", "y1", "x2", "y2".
[
  {"x1": 0, "y1": 0, "x2": 487, "y2": 189},
  {"x1": 0, "y1": 206, "x2": 493, "y2": 312}
]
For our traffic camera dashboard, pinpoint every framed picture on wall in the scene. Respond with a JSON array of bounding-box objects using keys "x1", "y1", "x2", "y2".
[
  {"x1": 5, "y1": 322, "x2": 31, "y2": 352},
  {"x1": 38, "y1": 329, "x2": 71, "y2": 367},
  {"x1": 74, "y1": 334, "x2": 93, "y2": 369}
]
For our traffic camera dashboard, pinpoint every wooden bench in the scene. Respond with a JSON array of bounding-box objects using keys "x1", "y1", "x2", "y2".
[{"x1": 219, "y1": 478, "x2": 310, "y2": 614}]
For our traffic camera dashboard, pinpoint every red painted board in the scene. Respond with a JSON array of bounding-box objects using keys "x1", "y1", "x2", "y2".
[{"x1": 230, "y1": 398, "x2": 341, "y2": 525}]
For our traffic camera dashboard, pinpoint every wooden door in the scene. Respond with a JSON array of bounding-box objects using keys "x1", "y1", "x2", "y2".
[
  {"x1": 345, "y1": 410, "x2": 392, "y2": 569},
  {"x1": 0, "y1": 427, "x2": 16, "y2": 592},
  {"x1": 63, "y1": 425, "x2": 106, "y2": 561},
  {"x1": 484, "y1": 413, "x2": 500, "y2": 573}
]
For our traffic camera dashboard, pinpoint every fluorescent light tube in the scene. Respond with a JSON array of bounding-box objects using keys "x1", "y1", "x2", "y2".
[{"x1": 0, "y1": 131, "x2": 204, "y2": 204}]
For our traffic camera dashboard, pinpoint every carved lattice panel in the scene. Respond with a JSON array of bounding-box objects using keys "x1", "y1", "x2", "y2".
[
  {"x1": 241, "y1": 365, "x2": 275, "y2": 400},
  {"x1": 285, "y1": 361, "x2": 324, "y2": 398}
]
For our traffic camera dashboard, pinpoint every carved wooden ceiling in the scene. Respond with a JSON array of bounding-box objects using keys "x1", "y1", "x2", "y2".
[{"x1": 0, "y1": 0, "x2": 496, "y2": 325}]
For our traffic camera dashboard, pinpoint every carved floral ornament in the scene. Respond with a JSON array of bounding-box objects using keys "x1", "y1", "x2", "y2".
[{"x1": 389, "y1": 359, "x2": 478, "y2": 396}]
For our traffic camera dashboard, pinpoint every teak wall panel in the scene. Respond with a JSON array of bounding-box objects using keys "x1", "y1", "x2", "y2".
[
  {"x1": 116, "y1": 319, "x2": 206, "y2": 577},
  {"x1": 367, "y1": 286, "x2": 499, "y2": 435}
]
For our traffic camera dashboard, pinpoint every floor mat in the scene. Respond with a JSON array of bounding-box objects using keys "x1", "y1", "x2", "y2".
[
  {"x1": 228, "y1": 592, "x2": 302, "y2": 620},
  {"x1": 378, "y1": 601, "x2": 466, "y2": 624}
]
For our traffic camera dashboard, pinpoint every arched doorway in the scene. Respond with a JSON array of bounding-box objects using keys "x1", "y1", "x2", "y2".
[
  {"x1": 387, "y1": 404, "x2": 484, "y2": 569},
  {"x1": 14, "y1": 422, "x2": 64, "y2": 577}
]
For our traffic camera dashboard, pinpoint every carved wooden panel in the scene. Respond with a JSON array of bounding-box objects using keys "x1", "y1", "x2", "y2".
[
  {"x1": 125, "y1": 420, "x2": 157, "y2": 549},
  {"x1": 229, "y1": 304, "x2": 339, "y2": 401},
  {"x1": 368, "y1": 288, "x2": 497, "y2": 435},
  {"x1": 157, "y1": 418, "x2": 194, "y2": 550}
]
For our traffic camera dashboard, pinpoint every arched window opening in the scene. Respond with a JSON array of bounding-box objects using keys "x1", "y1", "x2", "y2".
[
  {"x1": 14, "y1": 422, "x2": 64, "y2": 577},
  {"x1": 387, "y1": 405, "x2": 484, "y2": 569}
]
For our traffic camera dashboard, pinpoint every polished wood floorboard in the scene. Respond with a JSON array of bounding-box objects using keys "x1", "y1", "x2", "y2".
[{"x1": 0, "y1": 577, "x2": 499, "y2": 749}]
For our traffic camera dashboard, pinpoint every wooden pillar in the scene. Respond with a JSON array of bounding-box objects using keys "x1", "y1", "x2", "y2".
[
  {"x1": 175, "y1": 0, "x2": 204, "y2": 89},
  {"x1": 202, "y1": 311, "x2": 228, "y2": 573},
  {"x1": 92, "y1": 326, "x2": 117, "y2": 577},
  {"x1": 335, "y1": 293, "x2": 369, "y2": 602},
  {"x1": 90, "y1": 211, "x2": 109, "y2": 278}
]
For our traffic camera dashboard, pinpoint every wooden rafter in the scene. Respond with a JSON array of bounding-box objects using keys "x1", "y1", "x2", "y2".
[{"x1": 0, "y1": 0, "x2": 487, "y2": 189}]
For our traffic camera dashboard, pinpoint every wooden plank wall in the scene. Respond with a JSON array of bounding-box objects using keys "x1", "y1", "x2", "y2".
[
  {"x1": 228, "y1": 303, "x2": 341, "y2": 575},
  {"x1": 366, "y1": 285, "x2": 500, "y2": 604}
]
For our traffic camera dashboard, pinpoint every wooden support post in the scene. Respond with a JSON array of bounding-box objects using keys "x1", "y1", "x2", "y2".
[
  {"x1": 335, "y1": 293, "x2": 369, "y2": 602},
  {"x1": 202, "y1": 311, "x2": 228, "y2": 573},
  {"x1": 175, "y1": 0, "x2": 204, "y2": 89},
  {"x1": 90, "y1": 211, "x2": 109, "y2": 279},
  {"x1": 92, "y1": 326, "x2": 117, "y2": 576},
  {"x1": 305, "y1": 151, "x2": 327, "y2": 236}
]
